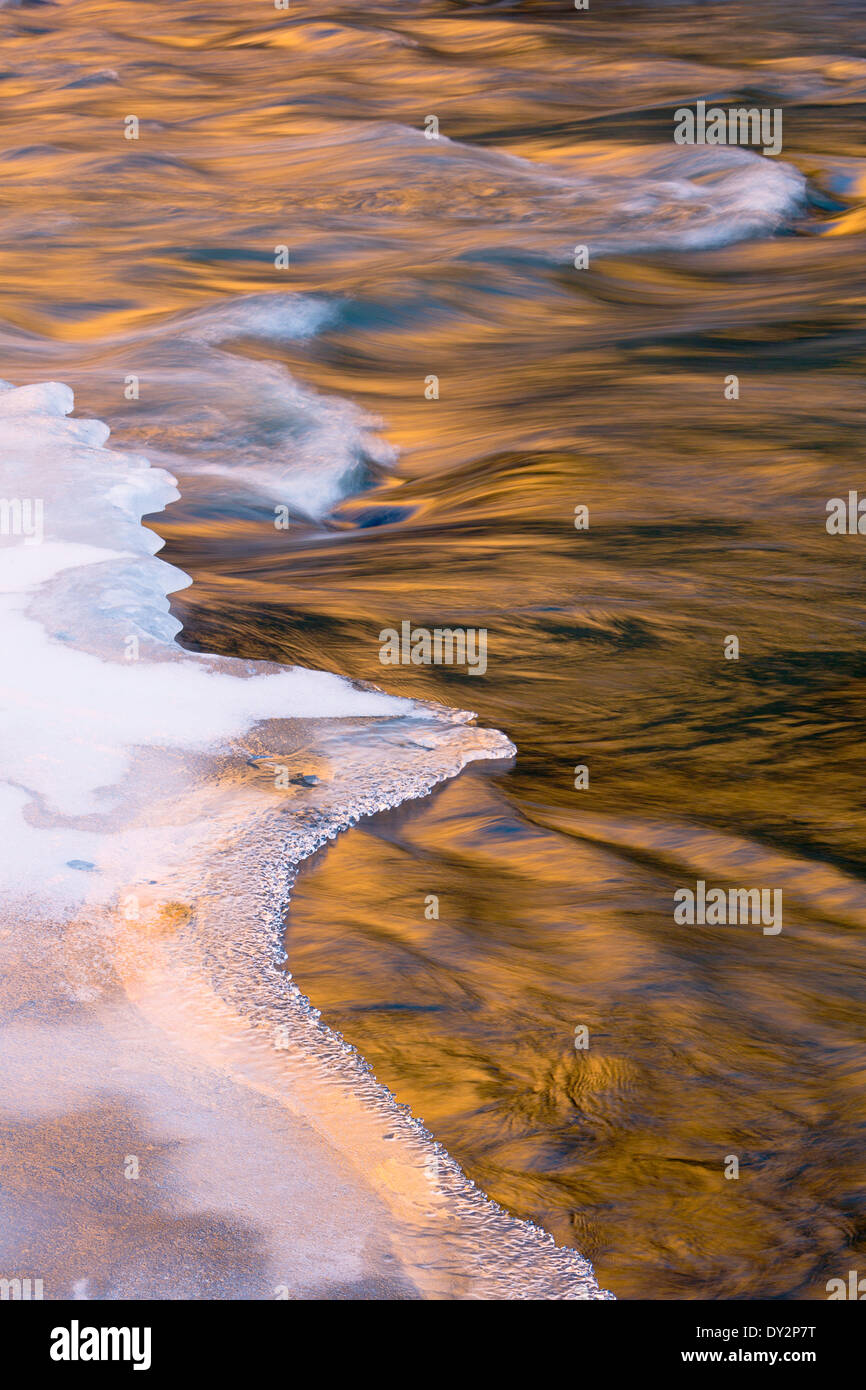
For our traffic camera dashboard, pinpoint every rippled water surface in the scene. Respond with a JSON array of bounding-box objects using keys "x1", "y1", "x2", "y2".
[{"x1": 3, "y1": 0, "x2": 866, "y2": 1299}]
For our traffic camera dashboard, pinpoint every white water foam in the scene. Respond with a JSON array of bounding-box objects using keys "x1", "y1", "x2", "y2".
[
  {"x1": 265, "y1": 120, "x2": 807, "y2": 256},
  {"x1": 115, "y1": 294, "x2": 397, "y2": 520}
]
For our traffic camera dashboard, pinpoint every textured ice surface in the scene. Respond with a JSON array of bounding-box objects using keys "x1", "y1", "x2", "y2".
[{"x1": 0, "y1": 382, "x2": 610, "y2": 1298}]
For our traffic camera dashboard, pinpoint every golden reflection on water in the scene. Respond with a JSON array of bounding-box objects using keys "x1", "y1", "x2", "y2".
[
  {"x1": 166, "y1": 227, "x2": 866, "y2": 1295},
  {"x1": 2, "y1": 0, "x2": 866, "y2": 1299}
]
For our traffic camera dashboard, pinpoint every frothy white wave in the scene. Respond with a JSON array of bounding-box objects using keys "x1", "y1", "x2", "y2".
[
  {"x1": 111, "y1": 293, "x2": 396, "y2": 520},
  {"x1": 281, "y1": 120, "x2": 807, "y2": 256},
  {"x1": 599, "y1": 143, "x2": 807, "y2": 251},
  {"x1": 173, "y1": 291, "x2": 337, "y2": 345}
]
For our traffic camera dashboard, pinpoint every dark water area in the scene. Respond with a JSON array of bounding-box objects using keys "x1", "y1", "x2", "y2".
[{"x1": 2, "y1": 0, "x2": 865, "y2": 1298}]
